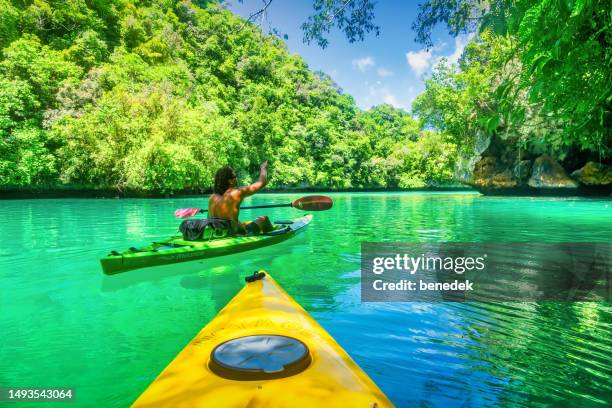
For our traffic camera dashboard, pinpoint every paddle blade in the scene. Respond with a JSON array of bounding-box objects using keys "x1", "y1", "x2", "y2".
[
  {"x1": 175, "y1": 208, "x2": 201, "y2": 218},
  {"x1": 291, "y1": 195, "x2": 333, "y2": 211}
]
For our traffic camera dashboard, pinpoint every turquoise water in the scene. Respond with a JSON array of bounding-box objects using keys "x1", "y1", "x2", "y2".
[{"x1": 1, "y1": 192, "x2": 610, "y2": 407}]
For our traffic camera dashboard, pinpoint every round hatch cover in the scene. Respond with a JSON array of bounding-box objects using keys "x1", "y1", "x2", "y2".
[{"x1": 210, "y1": 335, "x2": 311, "y2": 380}]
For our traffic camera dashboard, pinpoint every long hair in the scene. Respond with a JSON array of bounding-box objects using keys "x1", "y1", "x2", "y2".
[{"x1": 213, "y1": 166, "x2": 236, "y2": 195}]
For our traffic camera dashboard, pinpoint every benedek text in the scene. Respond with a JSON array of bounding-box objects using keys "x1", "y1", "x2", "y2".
[{"x1": 373, "y1": 280, "x2": 474, "y2": 291}]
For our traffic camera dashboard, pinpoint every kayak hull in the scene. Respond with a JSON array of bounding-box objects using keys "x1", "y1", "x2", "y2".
[
  {"x1": 132, "y1": 273, "x2": 393, "y2": 407},
  {"x1": 100, "y1": 215, "x2": 311, "y2": 275}
]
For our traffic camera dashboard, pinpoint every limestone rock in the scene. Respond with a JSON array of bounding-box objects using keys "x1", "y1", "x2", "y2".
[
  {"x1": 455, "y1": 132, "x2": 492, "y2": 185},
  {"x1": 471, "y1": 156, "x2": 517, "y2": 188},
  {"x1": 528, "y1": 155, "x2": 578, "y2": 188},
  {"x1": 571, "y1": 161, "x2": 612, "y2": 186},
  {"x1": 513, "y1": 160, "x2": 532, "y2": 183}
]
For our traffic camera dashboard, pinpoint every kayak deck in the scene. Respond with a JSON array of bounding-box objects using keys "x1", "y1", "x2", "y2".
[
  {"x1": 132, "y1": 272, "x2": 392, "y2": 407},
  {"x1": 100, "y1": 215, "x2": 312, "y2": 275}
]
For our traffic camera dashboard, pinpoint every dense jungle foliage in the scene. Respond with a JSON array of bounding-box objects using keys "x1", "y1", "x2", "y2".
[
  {"x1": 2, "y1": 0, "x2": 609, "y2": 194},
  {"x1": 0, "y1": 0, "x2": 456, "y2": 193},
  {"x1": 412, "y1": 0, "x2": 611, "y2": 163}
]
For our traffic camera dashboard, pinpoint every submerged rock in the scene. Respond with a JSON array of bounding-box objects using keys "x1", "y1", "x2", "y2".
[
  {"x1": 571, "y1": 161, "x2": 612, "y2": 186},
  {"x1": 528, "y1": 155, "x2": 578, "y2": 189}
]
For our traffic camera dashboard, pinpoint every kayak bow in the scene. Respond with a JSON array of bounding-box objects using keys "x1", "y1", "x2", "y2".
[
  {"x1": 100, "y1": 215, "x2": 312, "y2": 275},
  {"x1": 132, "y1": 272, "x2": 392, "y2": 407}
]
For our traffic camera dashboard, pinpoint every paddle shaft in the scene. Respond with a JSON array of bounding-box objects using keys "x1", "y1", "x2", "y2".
[
  {"x1": 199, "y1": 203, "x2": 292, "y2": 213},
  {"x1": 175, "y1": 195, "x2": 332, "y2": 218}
]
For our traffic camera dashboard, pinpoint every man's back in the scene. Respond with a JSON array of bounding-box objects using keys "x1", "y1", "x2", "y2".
[
  {"x1": 208, "y1": 161, "x2": 269, "y2": 224},
  {"x1": 208, "y1": 189, "x2": 242, "y2": 222}
]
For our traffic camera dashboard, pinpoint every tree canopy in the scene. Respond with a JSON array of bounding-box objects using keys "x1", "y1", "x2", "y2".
[
  {"x1": 413, "y1": 0, "x2": 611, "y2": 161},
  {"x1": 302, "y1": 0, "x2": 610, "y2": 162},
  {"x1": 0, "y1": 0, "x2": 457, "y2": 194},
  {"x1": 4, "y1": 0, "x2": 604, "y2": 195}
]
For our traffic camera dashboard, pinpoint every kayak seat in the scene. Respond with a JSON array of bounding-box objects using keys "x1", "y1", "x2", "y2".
[{"x1": 180, "y1": 218, "x2": 232, "y2": 241}]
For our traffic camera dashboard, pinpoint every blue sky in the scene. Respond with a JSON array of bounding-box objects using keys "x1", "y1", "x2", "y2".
[{"x1": 226, "y1": 0, "x2": 471, "y2": 111}]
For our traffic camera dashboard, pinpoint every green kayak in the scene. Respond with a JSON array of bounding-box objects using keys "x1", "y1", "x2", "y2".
[{"x1": 100, "y1": 215, "x2": 312, "y2": 275}]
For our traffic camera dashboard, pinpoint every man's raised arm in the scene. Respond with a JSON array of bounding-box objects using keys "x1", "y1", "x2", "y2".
[{"x1": 239, "y1": 161, "x2": 268, "y2": 198}]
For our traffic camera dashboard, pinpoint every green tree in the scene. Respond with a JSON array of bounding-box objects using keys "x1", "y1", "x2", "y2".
[
  {"x1": 1, "y1": 0, "x2": 459, "y2": 193},
  {"x1": 412, "y1": 0, "x2": 611, "y2": 159}
]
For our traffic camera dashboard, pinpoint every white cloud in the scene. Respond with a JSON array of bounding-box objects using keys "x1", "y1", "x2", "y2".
[
  {"x1": 365, "y1": 84, "x2": 408, "y2": 110},
  {"x1": 383, "y1": 94, "x2": 400, "y2": 106},
  {"x1": 406, "y1": 34, "x2": 474, "y2": 76},
  {"x1": 434, "y1": 35, "x2": 472, "y2": 67},
  {"x1": 352, "y1": 56, "x2": 375, "y2": 72},
  {"x1": 447, "y1": 36, "x2": 470, "y2": 65},
  {"x1": 405, "y1": 49, "x2": 433, "y2": 75},
  {"x1": 376, "y1": 67, "x2": 394, "y2": 77}
]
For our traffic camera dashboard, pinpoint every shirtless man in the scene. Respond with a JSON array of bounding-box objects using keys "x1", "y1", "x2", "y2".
[{"x1": 208, "y1": 161, "x2": 273, "y2": 235}]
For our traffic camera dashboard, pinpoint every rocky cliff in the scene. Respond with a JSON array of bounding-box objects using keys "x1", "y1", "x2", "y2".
[{"x1": 456, "y1": 134, "x2": 611, "y2": 196}]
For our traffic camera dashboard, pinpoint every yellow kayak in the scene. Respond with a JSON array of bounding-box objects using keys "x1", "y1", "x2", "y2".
[{"x1": 133, "y1": 272, "x2": 393, "y2": 407}]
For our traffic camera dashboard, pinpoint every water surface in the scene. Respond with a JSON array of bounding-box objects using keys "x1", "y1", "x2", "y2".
[{"x1": 1, "y1": 193, "x2": 610, "y2": 407}]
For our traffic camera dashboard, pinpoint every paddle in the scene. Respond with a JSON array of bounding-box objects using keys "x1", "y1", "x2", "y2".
[{"x1": 174, "y1": 195, "x2": 333, "y2": 218}]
